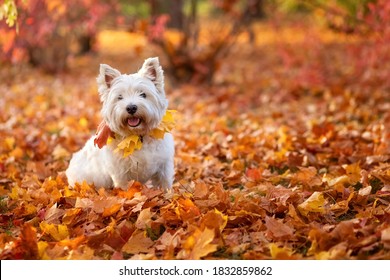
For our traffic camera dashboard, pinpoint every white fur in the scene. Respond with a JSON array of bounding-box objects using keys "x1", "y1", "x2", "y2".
[{"x1": 66, "y1": 57, "x2": 174, "y2": 190}]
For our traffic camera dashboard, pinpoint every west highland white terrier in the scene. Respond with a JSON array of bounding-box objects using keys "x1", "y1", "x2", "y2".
[{"x1": 66, "y1": 57, "x2": 175, "y2": 190}]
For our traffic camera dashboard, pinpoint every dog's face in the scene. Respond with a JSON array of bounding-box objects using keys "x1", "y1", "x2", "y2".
[{"x1": 97, "y1": 58, "x2": 168, "y2": 137}]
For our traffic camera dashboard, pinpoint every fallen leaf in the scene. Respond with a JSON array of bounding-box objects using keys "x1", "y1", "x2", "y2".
[
  {"x1": 102, "y1": 203, "x2": 122, "y2": 217},
  {"x1": 265, "y1": 216, "x2": 294, "y2": 240},
  {"x1": 40, "y1": 221, "x2": 69, "y2": 241},
  {"x1": 298, "y1": 192, "x2": 327, "y2": 216},
  {"x1": 135, "y1": 208, "x2": 153, "y2": 230},
  {"x1": 269, "y1": 243, "x2": 295, "y2": 259},
  {"x1": 180, "y1": 227, "x2": 218, "y2": 260},
  {"x1": 122, "y1": 230, "x2": 154, "y2": 254}
]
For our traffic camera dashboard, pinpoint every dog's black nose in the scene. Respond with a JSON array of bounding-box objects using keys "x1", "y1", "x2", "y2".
[{"x1": 126, "y1": 104, "x2": 137, "y2": 114}]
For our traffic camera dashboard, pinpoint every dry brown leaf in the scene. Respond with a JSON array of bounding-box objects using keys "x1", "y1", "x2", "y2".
[{"x1": 122, "y1": 230, "x2": 154, "y2": 254}]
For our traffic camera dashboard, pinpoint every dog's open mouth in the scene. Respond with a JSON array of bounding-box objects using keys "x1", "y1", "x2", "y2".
[{"x1": 127, "y1": 117, "x2": 142, "y2": 127}]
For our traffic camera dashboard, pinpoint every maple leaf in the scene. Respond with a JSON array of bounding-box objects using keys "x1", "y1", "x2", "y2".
[
  {"x1": 113, "y1": 135, "x2": 143, "y2": 157},
  {"x1": 200, "y1": 209, "x2": 228, "y2": 233},
  {"x1": 102, "y1": 203, "x2": 122, "y2": 217},
  {"x1": 135, "y1": 208, "x2": 153, "y2": 230},
  {"x1": 180, "y1": 227, "x2": 218, "y2": 260},
  {"x1": 122, "y1": 230, "x2": 154, "y2": 255},
  {"x1": 176, "y1": 197, "x2": 201, "y2": 222},
  {"x1": 96, "y1": 110, "x2": 176, "y2": 157},
  {"x1": 343, "y1": 162, "x2": 361, "y2": 185},
  {"x1": 265, "y1": 216, "x2": 294, "y2": 241},
  {"x1": 149, "y1": 110, "x2": 176, "y2": 139},
  {"x1": 40, "y1": 221, "x2": 69, "y2": 241},
  {"x1": 298, "y1": 192, "x2": 327, "y2": 216}
]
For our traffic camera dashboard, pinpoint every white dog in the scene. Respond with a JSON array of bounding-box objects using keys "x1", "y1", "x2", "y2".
[{"x1": 66, "y1": 57, "x2": 174, "y2": 190}]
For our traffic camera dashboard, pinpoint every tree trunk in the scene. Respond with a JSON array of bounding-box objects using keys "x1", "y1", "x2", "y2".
[{"x1": 150, "y1": 0, "x2": 184, "y2": 29}]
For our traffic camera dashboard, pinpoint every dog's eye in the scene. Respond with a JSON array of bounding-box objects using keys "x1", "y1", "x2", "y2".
[
  {"x1": 118, "y1": 95, "x2": 123, "y2": 100},
  {"x1": 140, "y1": 93, "x2": 147, "y2": 98}
]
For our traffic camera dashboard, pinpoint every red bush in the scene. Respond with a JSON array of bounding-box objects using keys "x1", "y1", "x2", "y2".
[{"x1": 0, "y1": 0, "x2": 118, "y2": 71}]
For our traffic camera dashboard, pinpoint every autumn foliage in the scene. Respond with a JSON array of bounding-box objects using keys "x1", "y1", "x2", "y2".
[
  {"x1": 0, "y1": 0, "x2": 118, "y2": 71},
  {"x1": 1, "y1": 1, "x2": 390, "y2": 260}
]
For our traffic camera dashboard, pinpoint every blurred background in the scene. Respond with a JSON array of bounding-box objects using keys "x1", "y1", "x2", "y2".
[{"x1": 1, "y1": 0, "x2": 389, "y2": 91}]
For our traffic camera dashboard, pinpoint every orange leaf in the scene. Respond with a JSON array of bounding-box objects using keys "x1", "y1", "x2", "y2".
[
  {"x1": 193, "y1": 180, "x2": 209, "y2": 199},
  {"x1": 20, "y1": 223, "x2": 38, "y2": 260},
  {"x1": 62, "y1": 208, "x2": 82, "y2": 225},
  {"x1": 201, "y1": 209, "x2": 228, "y2": 233},
  {"x1": 116, "y1": 181, "x2": 143, "y2": 199},
  {"x1": 102, "y1": 203, "x2": 122, "y2": 217},
  {"x1": 177, "y1": 197, "x2": 201, "y2": 221},
  {"x1": 246, "y1": 168, "x2": 262, "y2": 181},
  {"x1": 181, "y1": 228, "x2": 218, "y2": 260}
]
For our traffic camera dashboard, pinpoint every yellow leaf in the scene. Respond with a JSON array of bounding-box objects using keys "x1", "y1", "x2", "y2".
[
  {"x1": 40, "y1": 221, "x2": 69, "y2": 241},
  {"x1": 315, "y1": 251, "x2": 331, "y2": 260},
  {"x1": 4, "y1": 137, "x2": 15, "y2": 150},
  {"x1": 269, "y1": 243, "x2": 294, "y2": 259},
  {"x1": 38, "y1": 241, "x2": 50, "y2": 260},
  {"x1": 298, "y1": 191, "x2": 327, "y2": 216},
  {"x1": 150, "y1": 110, "x2": 176, "y2": 139},
  {"x1": 9, "y1": 186, "x2": 19, "y2": 200},
  {"x1": 162, "y1": 110, "x2": 176, "y2": 123},
  {"x1": 115, "y1": 135, "x2": 142, "y2": 157},
  {"x1": 63, "y1": 186, "x2": 78, "y2": 197},
  {"x1": 79, "y1": 117, "x2": 88, "y2": 128},
  {"x1": 149, "y1": 127, "x2": 166, "y2": 139},
  {"x1": 110, "y1": 110, "x2": 176, "y2": 157},
  {"x1": 24, "y1": 204, "x2": 37, "y2": 216}
]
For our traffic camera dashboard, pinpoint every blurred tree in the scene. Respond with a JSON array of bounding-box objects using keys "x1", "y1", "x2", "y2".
[
  {"x1": 0, "y1": 0, "x2": 119, "y2": 72},
  {"x1": 147, "y1": 0, "x2": 266, "y2": 83},
  {"x1": 275, "y1": 0, "x2": 375, "y2": 33}
]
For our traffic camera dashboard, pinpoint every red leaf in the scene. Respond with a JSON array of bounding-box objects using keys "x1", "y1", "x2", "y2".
[{"x1": 94, "y1": 121, "x2": 114, "y2": 149}]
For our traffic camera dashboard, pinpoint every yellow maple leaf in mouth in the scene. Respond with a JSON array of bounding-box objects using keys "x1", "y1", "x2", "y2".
[{"x1": 108, "y1": 110, "x2": 176, "y2": 157}]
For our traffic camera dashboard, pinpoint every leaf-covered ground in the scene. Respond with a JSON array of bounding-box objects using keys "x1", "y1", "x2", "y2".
[{"x1": 1, "y1": 24, "x2": 390, "y2": 260}]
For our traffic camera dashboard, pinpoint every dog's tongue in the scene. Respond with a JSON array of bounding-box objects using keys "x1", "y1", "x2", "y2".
[{"x1": 128, "y1": 117, "x2": 141, "y2": 127}]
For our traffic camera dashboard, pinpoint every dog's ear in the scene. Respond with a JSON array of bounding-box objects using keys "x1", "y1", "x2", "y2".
[
  {"x1": 138, "y1": 57, "x2": 165, "y2": 95},
  {"x1": 97, "y1": 64, "x2": 121, "y2": 101}
]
